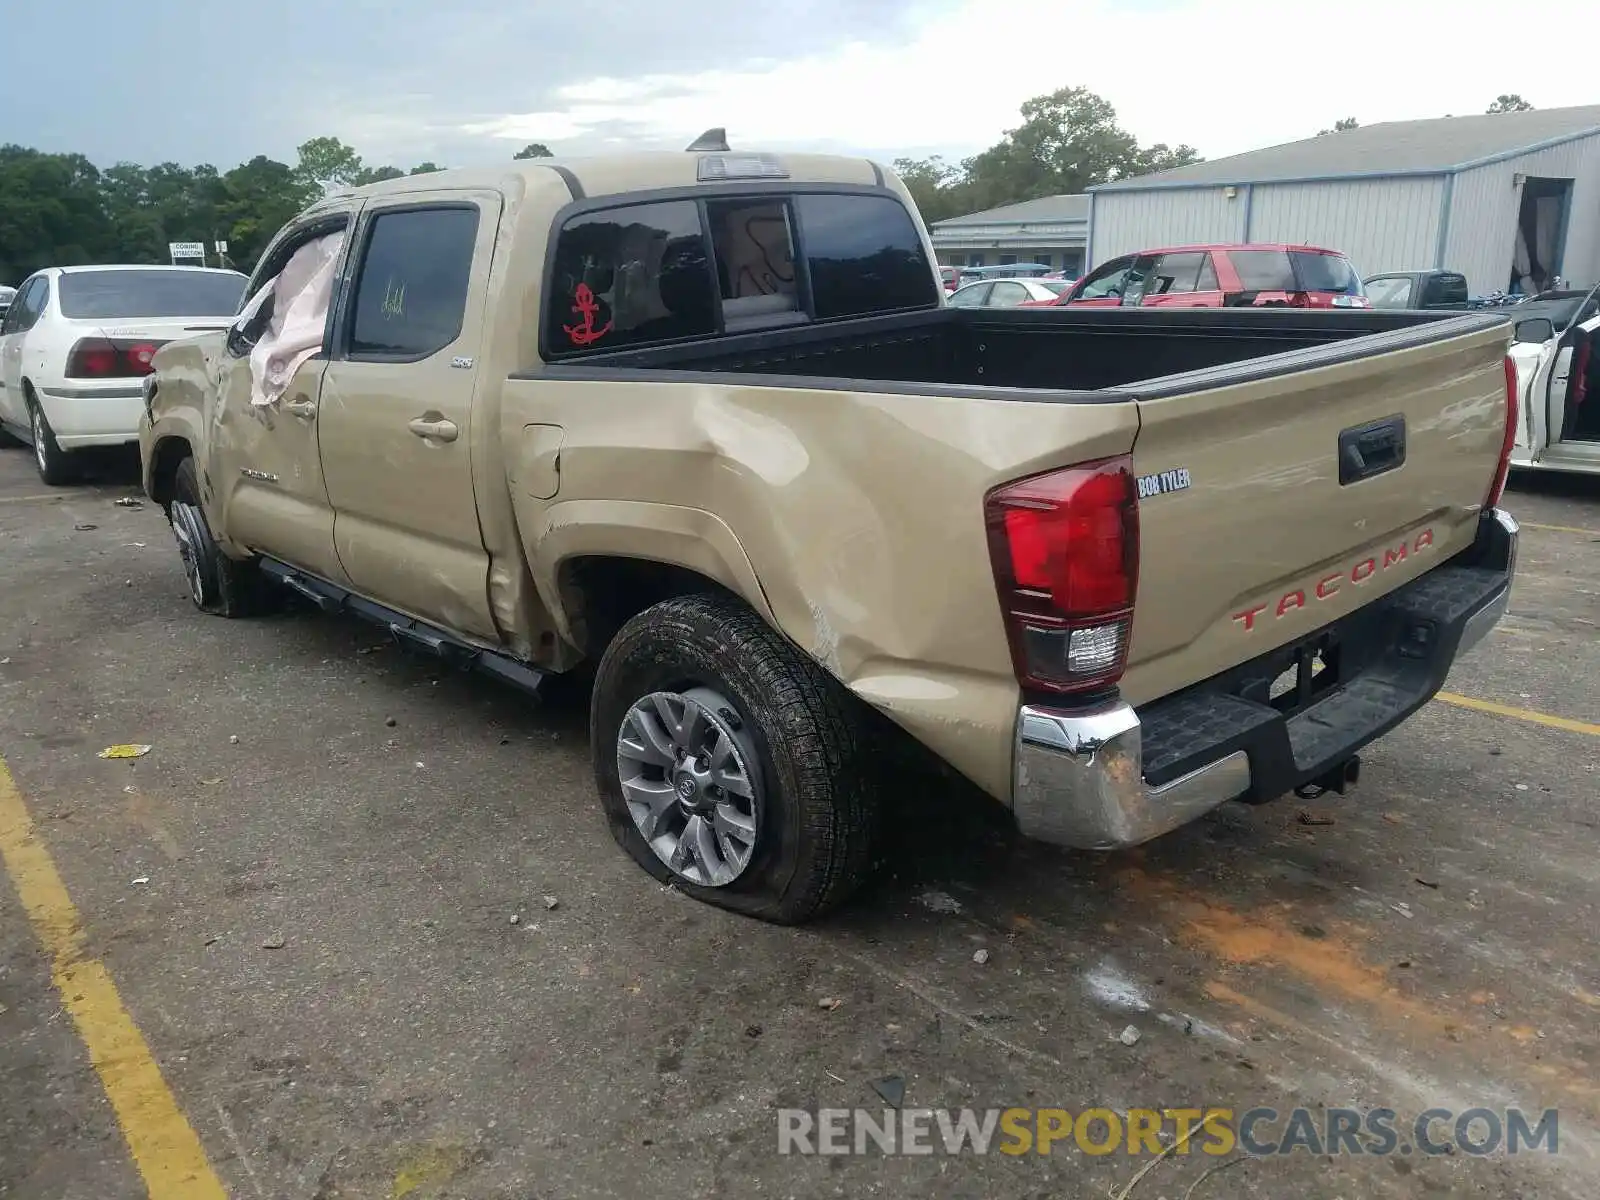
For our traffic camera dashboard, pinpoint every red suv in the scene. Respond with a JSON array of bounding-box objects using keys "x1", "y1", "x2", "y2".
[{"x1": 1035, "y1": 243, "x2": 1370, "y2": 309}]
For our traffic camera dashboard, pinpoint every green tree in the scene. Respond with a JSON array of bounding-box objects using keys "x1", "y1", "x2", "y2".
[
  {"x1": 408, "y1": 162, "x2": 445, "y2": 175},
  {"x1": 1318, "y1": 117, "x2": 1360, "y2": 135},
  {"x1": 353, "y1": 165, "x2": 405, "y2": 184},
  {"x1": 293, "y1": 135, "x2": 365, "y2": 200},
  {"x1": 1487, "y1": 94, "x2": 1533, "y2": 113},
  {"x1": 937, "y1": 86, "x2": 1200, "y2": 216},
  {"x1": 218, "y1": 155, "x2": 306, "y2": 270},
  {"x1": 0, "y1": 146, "x2": 115, "y2": 282},
  {"x1": 514, "y1": 143, "x2": 553, "y2": 159},
  {"x1": 1126, "y1": 142, "x2": 1204, "y2": 176},
  {"x1": 891, "y1": 156, "x2": 970, "y2": 223},
  {"x1": 98, "y1": 163, "x2": 164, "y2": 261}
]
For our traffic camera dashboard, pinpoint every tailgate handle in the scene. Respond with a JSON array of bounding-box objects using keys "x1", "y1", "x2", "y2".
[{"x1": 1338, "y1": 415, "x2": 1406, "y2": 485}]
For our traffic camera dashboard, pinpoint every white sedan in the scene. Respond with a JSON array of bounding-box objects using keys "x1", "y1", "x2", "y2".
[
  {"x1": 946, "y1": 278, "x2": 1068, "y2": 308},
  {"x1": 0, "y1": 265, "x2": 246, "y2": 484}
]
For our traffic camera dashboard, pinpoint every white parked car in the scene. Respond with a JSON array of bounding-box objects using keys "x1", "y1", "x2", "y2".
[
  {"x1": 1505, "y1": 286, "x2": 1600, "y2": 478},
  {"x1": 945, "y1": 277, "x2": 1068, "y2": 308},
  {"x1": 0, "y1": 265, "x2": 246, "y2": 484}
]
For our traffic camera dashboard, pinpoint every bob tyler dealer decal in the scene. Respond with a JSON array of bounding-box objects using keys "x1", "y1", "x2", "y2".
[{"x1": 1136, "y1": 467, "x2": 1192, "y2": 500}]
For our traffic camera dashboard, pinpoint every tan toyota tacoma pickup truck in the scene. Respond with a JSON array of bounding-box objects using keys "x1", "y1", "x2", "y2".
[{"x1": 139, "y1": 140, "x2": 1521, "y2": 923}]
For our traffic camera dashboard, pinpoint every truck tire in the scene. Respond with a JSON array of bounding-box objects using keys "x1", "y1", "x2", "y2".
[
  {"x1": 27, "y1": 393, "x2": 77, "y2": 486},
  {"x1": 168, "y1": 457, "x2": 272, "y2": 617},
  {"x1": 590, "y1": 593, "x2": 877, "y2": 924}
]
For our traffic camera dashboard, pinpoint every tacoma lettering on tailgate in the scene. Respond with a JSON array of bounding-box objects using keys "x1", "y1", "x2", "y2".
[{"x1": 1232, "y1": 529, "x2": 1435, "y2": 632}]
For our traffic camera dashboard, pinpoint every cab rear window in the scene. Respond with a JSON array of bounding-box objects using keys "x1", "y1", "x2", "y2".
[{"x1": 542, "y1": 190, "x2": 938, "y2": 358}]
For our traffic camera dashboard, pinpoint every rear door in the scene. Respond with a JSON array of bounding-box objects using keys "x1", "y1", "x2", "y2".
[
  {"x1": 1124, "y1": 320, "x2": 1512, "y2": 702},
  {"x1": 1547, "y1": 311, "x2": 1598, "y2": 444},
  {"x1": 1362, "y1": 275, "x2": 1417, "y2": 309},
  {"x1": 0, "y1": 277, "x2": 46, "y2": 426},
  {"x1": 318, "y1": 191, "x2": 504, "y2": 642},
  {"x1": 1140, "y1": 252, "x2": 1224, "y2": 308}
]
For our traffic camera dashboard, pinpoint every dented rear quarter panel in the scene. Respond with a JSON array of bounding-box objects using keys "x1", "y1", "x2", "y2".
[{"x1": 501, "y1": 376, "x2": 1139, "y2": 800}]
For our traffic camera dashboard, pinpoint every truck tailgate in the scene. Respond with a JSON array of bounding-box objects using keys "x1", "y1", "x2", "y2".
[{"x1": 1122, "y1": 321, "x2": 1510, "y2": 705}]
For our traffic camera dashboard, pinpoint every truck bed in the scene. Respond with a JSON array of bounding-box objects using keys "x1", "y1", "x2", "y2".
[{"x1": 532, "y1": 305, "x2": 1511, "y2": 397}]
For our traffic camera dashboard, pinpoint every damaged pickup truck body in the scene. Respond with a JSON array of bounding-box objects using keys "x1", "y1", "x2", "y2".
[{"x1": 140, "y1": 145, "x2": 1519, "y2": 923}]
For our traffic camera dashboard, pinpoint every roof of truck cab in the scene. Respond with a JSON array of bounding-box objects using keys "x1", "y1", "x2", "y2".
[{"x1": 325, "y1": 151, "x2": 886, "y2": 205}]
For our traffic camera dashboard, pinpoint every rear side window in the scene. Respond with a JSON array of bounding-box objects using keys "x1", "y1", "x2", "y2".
[
  {"x1": 1291, "y1": 251, "x2": 1362, "y2": 296},
  {"x1": 57, "y1": 269, "x2": 245, "y2": 319},
  {"x1": 1149, "y1": 252, "x2": 1205, "y2": 295},
  {"x1": 1228, "y1": 250, "x2": 1298, "y2": 293},
  {"x1": 348, "y1": 206, "x2": 480, "y2": 359},
  {"x1": 1364, "y1": 276, "x2": 1414, "y2": 308},
  {"x1": 1421, "y1": 273, "x2": 1468, "y2": 306},
  {"x1": 545, "y1": 200, "x2": 715, "y2": 356},
  {"x1": 793, "y1": 193, "x2": 937, "y2": 319},
  {"x1": 543, "y1": 191, "x2": 937, "y2": 357},
  {"x1": 2, "y1": 277, "x2": 47, "y2": 333}
]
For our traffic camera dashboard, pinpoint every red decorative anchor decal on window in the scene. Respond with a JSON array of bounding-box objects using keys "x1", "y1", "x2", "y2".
[{"x1": 563, "y1": 283, "x2": 613, "y2": 346}]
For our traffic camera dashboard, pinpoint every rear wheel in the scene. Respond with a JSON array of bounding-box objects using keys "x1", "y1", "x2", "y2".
[
  {"x1": 27, "y1": 394, "x2": 77, "y2": 486},
  {"x1": 169, "y1": 457, "x2": 272, "y2": 617},
  {"x1": 590, "y1": 593, "x2": 878, "y2": 924}
]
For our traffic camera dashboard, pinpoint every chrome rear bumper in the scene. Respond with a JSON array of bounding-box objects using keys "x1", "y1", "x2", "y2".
[
  {"x1": 1013, "y1": 702, "x2": 1250, "y2": 850},
  {"x1": 1010, "y1": 507, "x2": 1518, "y2": 851}
]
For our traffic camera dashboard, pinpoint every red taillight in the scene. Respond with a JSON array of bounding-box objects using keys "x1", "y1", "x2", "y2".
[
  {"x1": 985, "y1": 456, "x2": 1140, "y2": 694},
  {"x1": 1486, "y1": 355, "x2": 1519, "y2": 508},
  {"x1": 64, "y1": 337, "x2": 166, "y2": 379}
]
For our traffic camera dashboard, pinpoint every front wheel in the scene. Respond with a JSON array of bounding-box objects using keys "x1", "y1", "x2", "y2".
[
  {"x1": 168, "y1": 457, "x2": 273, "y2": 617},
  {"x1": 590, "y1": 593, "x2": 878, "y2": 924}
]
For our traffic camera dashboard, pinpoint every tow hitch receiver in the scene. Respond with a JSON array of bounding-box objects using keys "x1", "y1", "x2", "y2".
[{"x1": 1293, "y1": 755, "x2": 1361, "y2": 800}]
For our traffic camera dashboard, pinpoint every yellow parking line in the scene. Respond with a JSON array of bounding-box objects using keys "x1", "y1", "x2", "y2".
[
  {"x1": 1520, "y1": 520, "x2": 1598, "y2": 537},
  {"x1": 0, "y1": 757, "x2": 227, "y2": 1199},
  {"x1": 1434, "y1": 692, "x2": 1600, "y2": 737}
]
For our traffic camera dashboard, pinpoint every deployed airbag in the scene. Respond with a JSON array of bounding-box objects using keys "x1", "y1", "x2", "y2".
[{"x1": 237, "y1": 231, "x2": 345, "y2": 406}]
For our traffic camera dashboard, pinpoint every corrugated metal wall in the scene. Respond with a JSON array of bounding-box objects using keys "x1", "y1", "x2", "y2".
[
  {"x1": 1446, "y1": 134, "x2": 1600, "y2": 294},
  {"x1": 1089, "y1": 189, "x2": 1245, "y2": 261},
  {"x1": 1091, "y1": 134, "x2": 1600, "y2": 291},
  {"x1": 1090, "y1": 177, "x2": 1444, "y2": 275},
  {"x1": 1247, "y1": 177, "x2": 1445, "y2": 275}
]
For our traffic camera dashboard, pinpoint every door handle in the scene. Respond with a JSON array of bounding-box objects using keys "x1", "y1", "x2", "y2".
[
  {"x1": 408, "y1": 415, "x2": 459, "y2": 443},
  {"x1": 283, "y1": 399, "x2": 316, "y2": 420}
]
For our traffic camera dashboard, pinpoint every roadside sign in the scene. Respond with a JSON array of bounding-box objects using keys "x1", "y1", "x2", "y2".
[
  {"x1": 168, "y1": 241, "x2": 206, "y2": 258},
  {"x1": 215, "y1": 240, "x2": 228, "y2": 254}
]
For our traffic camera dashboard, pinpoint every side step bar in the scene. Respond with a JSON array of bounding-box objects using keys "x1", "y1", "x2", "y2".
[{"x1": 258, "y1": 558, "x2": 547, "y2": 696}]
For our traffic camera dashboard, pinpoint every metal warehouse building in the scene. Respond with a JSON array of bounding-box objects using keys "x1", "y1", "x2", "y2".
[{"x1": 1087, "y1": 104, "x2": 1600, "y2": 296}]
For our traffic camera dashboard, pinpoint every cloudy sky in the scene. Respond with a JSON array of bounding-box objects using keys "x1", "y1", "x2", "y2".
[{"x1": 6, "y1": 0, "x2": 1598, "y2": 173}]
